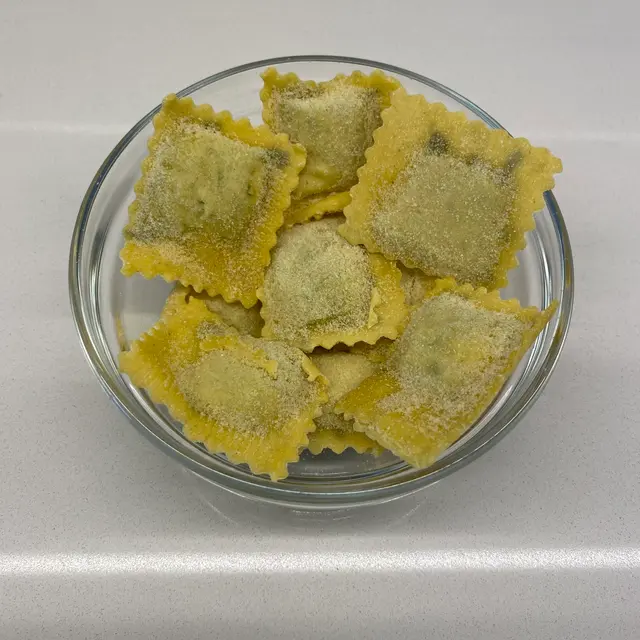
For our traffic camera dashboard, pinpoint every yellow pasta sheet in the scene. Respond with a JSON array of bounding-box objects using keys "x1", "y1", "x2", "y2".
[
  {"x1": 120, "y1": 290, "x2": 327, "y2": 480},
  {"x1": 340, "y1": 89, "x2": 562, "y2": 289},
  {"x1": 337, "y1": 279, "x2": 556, "y2": 468},
  {"x1": 121, "y1": 94, "x2": 306, "y2": 307},
  {"x1": 308, "y1": 349, "x2": 387, "y2": 455},
  {"x1": 261, "y1": 67, "x2": 401, "y2": 205},
  {"x1": 259, "y1": 217, "x2": 407, "y2": 351}
]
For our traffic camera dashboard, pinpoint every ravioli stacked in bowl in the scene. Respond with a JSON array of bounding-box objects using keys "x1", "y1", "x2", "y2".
[{"x1": 119, "y1": 68, "x2": 561, "y2": 481}]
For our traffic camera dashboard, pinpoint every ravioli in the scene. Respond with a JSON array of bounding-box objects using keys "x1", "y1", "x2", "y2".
[
  {"x1": 260, "y1": 68, "x2": 401, "y2": 205},
  {"x1": 119, "y1": 293, "x2": 327, "y2": 480},
  {"x1": 121, "y1": 93, "x2": 306, "y2": 307},
  {"x1": 399, "y1": 265, "x2": 438, "y2": 307},
  {"x1": 188, "y1": 290, "x2": 264, "y2": 337},
  {"x1": 258, "y1": 217, "x2": 407, "y2": 351},
  {"x1": 308, "y1": 350, "x2": 385, "y2": 455},
  {"x1": 340, "y1": 89, "x2": 562, "y2": 289},
  {"x1": 118, "y1": 75, "x2": 564, "y2": 483},
  {"x1": 283, "y1": 191, "x2": 351, "y2": 228},
  {"x1": 336, "y1": 279, "x2": 557, "y2": 468}
]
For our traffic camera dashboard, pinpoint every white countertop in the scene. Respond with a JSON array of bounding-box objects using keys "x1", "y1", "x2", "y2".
[{"x1": 1, "y1": 0, "x2": 639, "y2": 637}]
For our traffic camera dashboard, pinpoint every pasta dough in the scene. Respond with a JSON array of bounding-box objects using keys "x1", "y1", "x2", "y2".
[
  {"x1": 340, "y1": 89, "x2": 562, "y2": 289},
  {"x1": 399, "y1": 266, "x2": 437, "y2": 307},
  {"x1": 258, "y1": 217, "x2": 407, "y2": 351},
  {"x1": 283, "y1": 191, "x2": 351, "y2": 228},
  {"x1": 119, "y1": 292, "x2": 327, "y2": 480},
  {"x1": 337, "y1": 278, "x2": 556, "y2": 468},
  {"x1": 308, "y1": 350, "x2": 385, "y2": 455},
  {"x1": 188, "y1": 290, "x2": 264, "y2": 338},
  {"x1": 121, "y1": 94, "x2": 306, "y2": 307},
  {"x1": 261, "y1": 68, "x2": 401, "y2": 206}
]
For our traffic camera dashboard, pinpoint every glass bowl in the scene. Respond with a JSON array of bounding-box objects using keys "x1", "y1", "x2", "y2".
[{"x1": 69, "y1": 55, "x2": 573, "y2": 509}]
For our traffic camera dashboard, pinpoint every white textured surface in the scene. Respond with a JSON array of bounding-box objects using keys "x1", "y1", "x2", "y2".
[{"x1": 1, "y1": 0, "x2": 639, "y2": 638}]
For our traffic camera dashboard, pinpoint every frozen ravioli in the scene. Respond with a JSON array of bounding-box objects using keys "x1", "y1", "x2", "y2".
[
  {"x1": 119, "y1": 293, "x2": 327, "y2": 480},
  {"x1": 336, "y1": 279, "x2": 557, "y2": 468},
  {"x1": 117, "y1": 74, "x2": 565, "y2": 483},
  {"x1": 258, "y1": 217, "x2": 407, "y2": 351},
  {"x1": 340, "y1": 89, "x2": 562, "y2": 289},
  {"x1": 121, "y1": 94, "x2": 306, "y2": 307},
  {"x1": 260, "y1": 68, "x2": 401, "y2": 212},
  {"x1": 308, "y1": 350, "x2": 385, "y2": 455},
  {"x1": 399, "y1": 265, "x2": 438, "y2": 307},
  {"x1": 188, "y1": 290, "x2": 264, "y2": 338},
  {"x1": 283, "y1": 191, "x2": 351, "y2": 228}
]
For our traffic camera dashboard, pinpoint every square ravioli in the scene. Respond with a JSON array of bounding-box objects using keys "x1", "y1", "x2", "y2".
[
  {"x1": 260, "y1": 68, "x2": 401, "y2": 203},
  {"x1": 308, "y1": 350, "x2": 386, "y2": 455},
  {"x1": 340, "y1": 89, "x2": 562, "y2": 289},
  {"x1": 336, "y1": 279, "x2": 557, "y2": 468},
  {"x1": 119, "y1": 292, "x2": 327, "y2": 481},
  {"x1": 121, "y1": 94, "x2": 306, "y2": 307},
  {"x1": 258, "y1": 216, "x2": 407, "y2": 351}
]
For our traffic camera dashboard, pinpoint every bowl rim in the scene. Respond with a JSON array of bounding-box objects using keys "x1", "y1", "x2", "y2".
[{"x1": 69, "y1": 54, "x2": 574, "y2": 508}]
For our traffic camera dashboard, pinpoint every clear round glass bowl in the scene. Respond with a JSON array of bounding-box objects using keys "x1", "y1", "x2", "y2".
[{"x1": 69, "y1": 55, "x2": 574, "y2": 509}]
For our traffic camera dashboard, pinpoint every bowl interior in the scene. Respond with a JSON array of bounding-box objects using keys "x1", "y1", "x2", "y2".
[{"x1": 71, "y1": 56, "x2": 571, "y2": 507}]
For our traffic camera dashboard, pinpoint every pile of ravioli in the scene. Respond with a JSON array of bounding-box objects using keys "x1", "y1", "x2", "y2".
[{"x1": 119, "y1": 68, "x2": 562, "y2": 481}]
